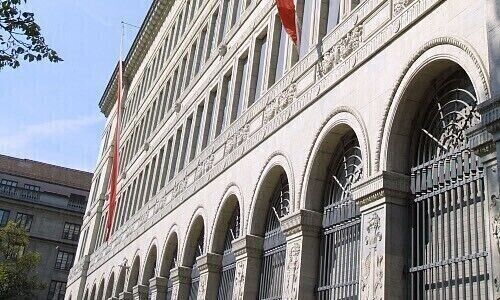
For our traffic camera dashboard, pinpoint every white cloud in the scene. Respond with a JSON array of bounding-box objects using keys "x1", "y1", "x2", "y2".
[{"x1": 0, "y1": 114, "x2": 102, "y2": 151}]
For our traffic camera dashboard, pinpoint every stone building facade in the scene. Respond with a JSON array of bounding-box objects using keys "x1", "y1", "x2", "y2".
[
  {"x1": 66, "y1": 0, "x2": 500, "y2": 299},
  {"x1": 0, "y1": 155, "x2": 91, "y2": 299}
]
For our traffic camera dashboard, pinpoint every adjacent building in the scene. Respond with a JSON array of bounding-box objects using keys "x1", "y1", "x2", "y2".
[
  {"x1": 67, "y1": 0, "x2": 500, "y2": 299},
  {"x1": 0, "y1": 154, "x2": 92, "y2": 299}
]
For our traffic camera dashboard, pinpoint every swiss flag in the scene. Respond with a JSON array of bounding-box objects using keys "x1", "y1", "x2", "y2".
[{"x1": 276, "y1": 0, "x2": 299, "y2": 46}]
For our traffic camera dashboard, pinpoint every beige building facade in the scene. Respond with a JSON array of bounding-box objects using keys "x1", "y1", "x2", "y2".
[{"x1": 67, "y1": 0, "x2": 500, "y2": 299}]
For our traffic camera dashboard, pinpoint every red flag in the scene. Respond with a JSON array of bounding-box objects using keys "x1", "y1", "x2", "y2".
[
  {"x1": 105, "y1": 60, "x2": 123, "y2": 241},
  {"x1": 276, "y1": 0, "x2": 299, "y2": 46}
]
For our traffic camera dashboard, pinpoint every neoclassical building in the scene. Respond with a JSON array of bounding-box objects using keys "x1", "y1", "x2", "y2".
[{"x1": 66, "y1": 0, "x2": 500, "y2": 299}]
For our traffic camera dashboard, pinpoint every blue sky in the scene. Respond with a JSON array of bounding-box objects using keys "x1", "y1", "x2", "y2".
[{"x1": 0, "y1": 1, "x2": 150, "y2": 172}]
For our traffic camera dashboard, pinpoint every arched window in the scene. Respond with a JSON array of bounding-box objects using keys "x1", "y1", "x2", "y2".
[
  {"x1": 409, "y1": 69, "x2": 489, "y2": 298},
  {"x1": 216, "y1": 205, "x2": 240, "y2": 300},
  {"x1": 165, "y1": 249, "x2": 177, "y2": 300},
  {"x1": 258, "y1": 175, "x2": 290, "y2": 300},
  {"x1": 317, "y1": 132, "x2": 362, "y2": 298},
  {"x1": 188, "y1": 230, "x2": 204, "y2": 300}
]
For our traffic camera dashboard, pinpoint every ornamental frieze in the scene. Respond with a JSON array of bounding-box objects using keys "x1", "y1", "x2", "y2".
[{"x1": 263, "y1": 83, "x2": 297, "y2": 123}]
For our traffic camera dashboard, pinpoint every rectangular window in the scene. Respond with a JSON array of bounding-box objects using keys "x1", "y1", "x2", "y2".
[
  {"x1": 54, "y1": 250, "x2": 75, "y2": 271},
  {"x1": 216, "y1": 72, "x2": 232, "y2": 136},
  {"x1": 202, "y1": 89, "x2": 217, "y2": 149},
  {"x1": 179, "y1": 115, "x2": 193, "y2": 170},
  {"x1": 145, "y1": 160, "x2": 155, "y2": 204},
  {"x1": 1, "y1": 179, "x2": 18, "y2": 187},
  {"x1": 269, "y1": 17, "x2": 287, "y2": 86},
  {"x1": 231, "y1": 54, "x2": 249, "y2": 122},
  {"x1": 218, "y1": 0, "x2": 230, "y2": 42},
  {"x1": 161, "y1": 138, "x2": 173, "y2": 187},
  {"x1": 231, "y1": 0, "x2": 242, "y2": 27},
  {"x1": 0, "y1": 209, "x2": 10, "y2": 226},
  {"x1": 187, "y1": 42, "x2": 197, "y2": 87},
  {"x1": 206, "y1": 10, "x2": 219, "y2": 61},
  {"x1": 179, "y1": 55, "x2": 188, "y2": 95},
  {"x1": 170, "y1": 70, "x2": 179, "y2": 109},
  {"x1": 47, "y1": 280, "x2": 66, "y2": 300},
  {"x1": 62, "y1": 223, "x2": 81, "y2": 241},
  {"x1": 169, "y1": 127, "x2": 183, "y2": 180},
  {"x1": 196, "y1": 26, "x2": 207, "y2": 74},
  {"x1": 190, "y1": 103, "x2": 205, "y2": 161},
  {"x1": 139, "y1": 165, "x2": 149, "y2": 208},
  {"x1": 15, "y1": 213, "x2": 33, "y2": 231},
  {"x1": 298, "y1": 0, "x2": 313, "y2": 57},
  {"x1": 23, "y1": 184, "x2": 40, "y2": 200},
  {"x1": 153, "y1": 147, "x2": 164, "y2": 195},
  {"x1": 248, "y1": 32, "x2": 268, "y2": 106}
]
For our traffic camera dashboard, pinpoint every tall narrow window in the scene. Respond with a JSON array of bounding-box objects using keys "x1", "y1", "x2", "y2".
[
  {"x1": 145, "y1": 157, "x2": 157, "y2": 202},
  {"x1": 153, "y1": 147, "x2": 164, "y2": 196},
  {"x1": 269, "y1": 17, "x2": 287, "y2": 86},
  {"x1": 179, "y1": 115, "x2": 193, "y2": 170},
  {"x1": 190, "y1": 103, "x2": 205, "y2": 161},
  {"x1": 216, "y1": 72, "x2": 232, "y2": 137},
  {"x1": 320, "y1": 0, "x2": 341, "y2": 39},
  {"x1": 249, "y1": 32, "x2": 267, "y2": 106},
  {"x1": 258, "y1": 175, "x2": 289, "y2": 300},
  {"x1": 187, "y1": 42, "x2": 197, "y2": 87},
  {"x1": 161, "y1": 138, "x2": 173, "y2": 187},
  {"x1": 196, "y1": 27, "x2": 207, "y2": 74},
  {"x1": 298, "y1": 0, "x2": 313, "y2": 57},
  {"x1": 202, "y1": 89, "x2": 217, "y2": 149},
  {"x1": 179, "y1": 55, "x2": 188, "y2": 95},
  {"x1": 218, "y1": 0, "x2": 230, "y2": 42},
  {"x1": 230, "y1": 0, "x2": 242, "y2": 27},
  {"x1": 170, "y1": 70, "x2": 179, "y2": 109},
  {"x1": 206, "y1": 11, "x2": 219, "y2": 61},
  {"x1": 169, "y1": 128, "x2": 183, "y2": 180},
  {"x1": 231, "y1": 54, "x2": 249, "y2": 122}
]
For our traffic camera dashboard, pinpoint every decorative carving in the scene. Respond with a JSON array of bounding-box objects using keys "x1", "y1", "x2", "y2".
[
  {"x1": 198, "y1": 275, "x2": 207, "y2": 297},
  {"x1": 171, "y1": 284, "x2": 178, "y2": 300},
  {"x1": 393, "y1": 0, "x2": 411, "y2": 14},
  {"x1": 318, "y1": 25, "x2": 363, "y2": 77},
  {"x1": 195, "y1": 154, "x2": 214, "y2": 179},
  {"x1": 172, "y1": 177, "x2": 187, "y2": 198},
  {"x1": 361, "y1": 212, "x2": 384, "y2": 300},
  {"x1": 491, "y1": 195, "x2": 500, "y2": 254},
  {"x1": 219, "y1": 44, "x2": 228, "y2": 56},
  {"x1": 284, "y1": 242, "x2": 301, "y2": 299},
  {"x1": 225, "y1": 124, "x2": 250, "y2": 155},
  {"x1": 263, "y1": 84, "x2": 297, "y2": 122},
  {"x1": 232, "y1": 261, "x2": 246, "y2": 300}
]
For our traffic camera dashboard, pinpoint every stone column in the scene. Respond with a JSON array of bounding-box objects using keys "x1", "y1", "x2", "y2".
[
  {"x1": 148, "y1": 277, "x2": 168, "y2": 300},
  {"x1": 352, "y1": 171, "x2": 410, "y2": 299},
  {"x1": 196, "y1": 253, "x2": 222, "y2": 300},
  {"x1": 231, "y1": 234, "x2": 264, "y2": 299},
  {"x1": 170, "y1": 266, "x2": 191, "y2": 300},
  {"x1": 132, "y1": 285, "x2": 148, "y2": 300},
  {"x1": 118, "y1": 291, "x2": 133, "y2": 300},
  {"x1": 280, "y1": 209, "x2": 322, "y2": 300},
  {"x1": 467, "y1": 96, "x2": 500, "y2": 298}
]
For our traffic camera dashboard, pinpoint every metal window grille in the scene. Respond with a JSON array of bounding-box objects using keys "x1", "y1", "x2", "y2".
[
  {"x1": 409, "y1": 71, "x2": 490, "y2": 299},
  {"x1": 189, "y1": 231, "x2": 204, "y2": 300},
  {"x1": 317, "y1": 132, "x2": 362, "y2": 299},
  {"x1": 258, "y1": 175, "x2": 290, "y2": 300},
  {"x1": 217, "y1": 208, "x2": 240, "y2": 300}
]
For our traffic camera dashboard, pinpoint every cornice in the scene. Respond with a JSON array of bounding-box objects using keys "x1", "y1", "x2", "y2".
[
  {"x1": 352, "y1": 171, "x2": 410, "y2": 207},
  {"x1": 99, "y1": 0, "x2": 175, "y2": 117}
]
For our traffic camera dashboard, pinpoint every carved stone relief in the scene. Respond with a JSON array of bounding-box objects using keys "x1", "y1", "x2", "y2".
[
  {"x1": 491, "y1": 194, "x2": 500, "y2": 254},
  {"x1": 195, "y1": 154, "x2": 214, "y2": 180},
  {"x1": 172, "y1": 177, "x2": 187, "y2": 198},
  {"x1": 232, "y1": 261, "x2": 246, "y2": 300},
  {"x1": 393, "y1": 0, "x2": 411, "y2": 15},
  {"x1": 225, "y1": 124, "x2": 250, "y2": 155},
  {"x1": 283, "y1": 242, "x2": 301, "y2": 299},
  {"x1": 263, "y1": 84, "x2": 297, "y2": 122},
  {"x1": 318, "y1": 25, "x2": 363, "y2": 77},
  {"x1": 198, "y1": 274, "x2": 207, "y2": 298},
  {"x1": 361, "y1": 212, "x2": 384, "y2": 300}
]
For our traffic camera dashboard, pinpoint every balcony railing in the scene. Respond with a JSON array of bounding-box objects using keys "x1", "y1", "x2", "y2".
[{"x1": 0, "y1": 184, "x2": 86, "y2": 213}]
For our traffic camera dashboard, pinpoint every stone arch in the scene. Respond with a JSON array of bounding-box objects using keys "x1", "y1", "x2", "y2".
[
  {"x1": 378, "y1": 37, "x2": 490, "y2": 172},
  {"x1": 105, "y1": 271, "x2": 115, "y2": 300},
  {"x1": 141, "y1": 240, "x2": 158, "y2": 285},
  {"x1": 181, "y1": 211, "x2": 206, "y2": 266},
  {"x1": 96, "y1": 277, "x2": 105, "y2": 300},
  {"x1": 210, "y1": 184, "x2": 243, "y2": 253},
  {"x1": 159, "y1": 226, "x2": 180, "y2": 277},
  {"x1": 248, "y1": 152, "x2": 294, "y2": 236},
  {"x1": 300, "y1": 107, "x2": 369, "y2": 212},
  {"x1": 126, "y1": 254, "x2": 141, "y2": 292},
  {"x1": 115, "y1": 260, "x2": 127, "y2": 296}
]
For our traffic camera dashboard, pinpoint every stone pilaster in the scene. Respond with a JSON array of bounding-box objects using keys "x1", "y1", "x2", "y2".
[
  {"x1": 352, "y1": 171, "x2": 410, "y2": 299},
  {"x1": 170, "y1": 266, "x2": 191, "y2": 300},
  {"x1": 132, "y1": 284, "x2": 148, "y2": 300},
  {"x1": 231, "y1": 234, "x2": 264, "y2": 299},
  {"x1": 148, "y1": 277, "x2": 168, "y2": 300},
  {"x1": 467, "y1": 95, "x2": 500, "y2": 297},
  {"x1": 118, "y1": 291, "x2": 133, "y2": 300},
  {"x1": 280, "y1": 209, "x2": 322, "y2": 300},
  {"x1": 196, "y1": 253, "x2": 222, "y2": 300}
]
